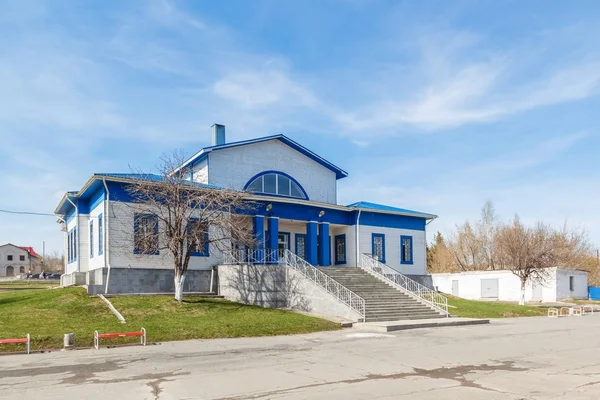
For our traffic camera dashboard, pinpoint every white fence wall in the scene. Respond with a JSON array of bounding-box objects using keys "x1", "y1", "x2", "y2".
[
  {"x1": 432, "y1": 268, "x2": 588, "y2": 302},
  {"x1": 207, "y1": 140, "x2": 338, "y2": 204}
]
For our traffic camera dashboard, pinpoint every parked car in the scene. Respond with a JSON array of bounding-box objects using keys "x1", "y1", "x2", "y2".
[
  {"x1": 47, "y1": 274, "x2": 61, "y2": 280},
  {"x1": 30, "y1": 273, "x2": 40, "y2": 279}
]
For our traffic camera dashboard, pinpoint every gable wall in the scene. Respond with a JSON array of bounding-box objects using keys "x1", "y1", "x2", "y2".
[{"x1": 207, "y1": 140, "x2": 338, "y2": 204}]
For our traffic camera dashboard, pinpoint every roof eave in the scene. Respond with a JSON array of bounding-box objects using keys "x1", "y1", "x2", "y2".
[{"x1": 351, "y1": 206, "x2": 438, "y2": 220}]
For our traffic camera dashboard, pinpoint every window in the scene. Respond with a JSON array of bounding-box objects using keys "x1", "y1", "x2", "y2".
[
  {"x1": 295, "y1": 234, "x2": 306, "y2": 260},
  {"x1": 19, "y1": 266, "x2": 25, "y2": 274},
  {"x1": 134, "y1": 214, "x2": 159, "y2": 255},
  {"x1": 90, "y1": 220, "x2": 94, "y2": 258},
  {"x1": 19, "y1": 255, "x2": 25, "y2": 261},
  {"x1": 569, "y1": 276, "x2": 574, "y2": 291},
  {"x1": 74, "y1": 227, "x2": 77, "y2": 260},
  {"x1": 335, "y1": 234, "x2": 346, "y2": 264},
  {"x1": 244, "y1": 171, "x2": 308, "y2": 199},
  {"x1": 401, "y1": 236, "x2": 413, "y2": 264},
  {"x1": 7, "y1": 255, "x2": 12, "y2": 261},
  {"x1": 98, "y1": 214, "x2": 103, "y2": 256},
  {"x1": 372, "y1": 233, "x2": 385, "y2": 263},
  {"x1": 188, "y1": 219, "x2": 209, "y2": 256}
]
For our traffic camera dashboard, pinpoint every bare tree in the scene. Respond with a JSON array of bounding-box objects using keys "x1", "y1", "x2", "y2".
[
  {"x1": 496, "y1": 216, "x2": 592, "y2": 305},
  {"x1": 427, "y1": 232, "x2": 457, "y2": 273},
  {"x1": 449, "y1": 221, "x2": 486, "y2": 271},
  {"x1": 127, "y1": 151, "x2": 255, "y2": 301},
  {"x1": 478, "y1": 200, "x2": 497, "y2": 270},
  {"x1": 42, "y1": 250, "x2": 64, "y2": 273}
]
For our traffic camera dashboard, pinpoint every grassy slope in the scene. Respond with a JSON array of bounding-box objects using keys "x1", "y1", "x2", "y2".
[
  {"x1": 448, "y1": 296, "x2": 548, "y2": 318},
  {"x1": 0, "y1": 288, "x2": 339, "y2": 352},
  {"x1": 0, "y1": 280, "x2": 59, "y2": 289}
]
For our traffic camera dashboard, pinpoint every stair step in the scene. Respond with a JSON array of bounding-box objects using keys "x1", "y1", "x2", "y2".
[{"x1": 317, "y1": 267, "x2": 445, "y2": 321}]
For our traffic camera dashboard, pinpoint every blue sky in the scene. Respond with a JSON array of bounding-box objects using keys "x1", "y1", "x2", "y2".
[{"x1": 1, "y1": 0, "x2": 600, "y2": 255}]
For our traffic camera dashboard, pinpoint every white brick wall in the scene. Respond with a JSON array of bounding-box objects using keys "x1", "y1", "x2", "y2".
[
  {"x1": 108, "y1": 201, "x2": 221, "y2": 270},
  {"x1": 191, "y1": 158, "x2": 208, "y2": 184},
  {"x1": 207, "y1": 140, "x2": 337, "y2": 204},
  {"x1": 357, "y1": 226, "x2": 426, "y2": 275},
  {"x1": 556, "y1": 268, "x2": 588, "y2": 300},
  {"x1": 88, "y1": 201, "x2": 105, "y2": 271}
]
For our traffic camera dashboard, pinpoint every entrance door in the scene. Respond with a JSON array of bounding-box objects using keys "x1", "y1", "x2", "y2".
[
  {"x1": 481, "y1": 279, "x2": 499, "y2": 299},
  {"x1": 452, "y1": 280, "x2": 459, "y2": 296},
  {"x1": 6, "y1": 266, "x2": 14, "y2": 276},
  {"x1": 278, "y1": 233, "x2": 289, "y2": 257}
]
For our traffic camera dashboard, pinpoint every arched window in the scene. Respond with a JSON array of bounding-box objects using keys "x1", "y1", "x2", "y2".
[
  {"x1": 244, "y1": 171, "x2": 308, "y2": 200},
  {"x1": 19, "y1": 266, "x2": 25, "y2": 274},
  {"x1": 6, "y1": 266, "x2": 14, "y2": 276}
]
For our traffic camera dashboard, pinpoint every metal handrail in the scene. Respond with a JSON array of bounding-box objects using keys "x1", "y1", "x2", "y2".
[
  {"x1": 359, "y1": 253, "x2": 449, "y2": 317},
  {"x1": 221, "y1": 248, "x2": 366, "y2": 320}
]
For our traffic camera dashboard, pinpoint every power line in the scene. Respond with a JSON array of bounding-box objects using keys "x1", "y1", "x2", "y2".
[{"x1": 0, "y1": 209, "x2": 56, "y2": 217}]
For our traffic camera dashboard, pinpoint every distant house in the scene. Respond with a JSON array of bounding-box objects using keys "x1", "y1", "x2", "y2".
[{"x1": 0, "y1": 244, "x2": 42, "y2": 277}]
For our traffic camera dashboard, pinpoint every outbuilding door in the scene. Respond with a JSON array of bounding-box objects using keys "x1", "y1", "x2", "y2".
[
  {"x1": 532, "y1": 283, "x2": 543, "y2": 301},
  {"x1": 451, "y1": 280, "x2": 459, "y2": 296},
  {"x1": 481, "y1": 279, "x2": 499, "y2": 299}
]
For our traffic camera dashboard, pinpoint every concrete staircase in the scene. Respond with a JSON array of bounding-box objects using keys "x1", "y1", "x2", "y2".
[{"x1": 318, "y1": 267, "x2": 444, "y2": 322}]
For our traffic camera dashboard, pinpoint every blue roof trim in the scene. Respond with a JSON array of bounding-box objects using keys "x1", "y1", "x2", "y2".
[
  {"x1": 347, "y1": 201, "x2": 437, "y2": 219},
  {"x1": 180, "y1": 134, "x2": 349, "y2": 180},
  {"x1": 55, "y1": 173, "x2": 222, "y2": 216}
]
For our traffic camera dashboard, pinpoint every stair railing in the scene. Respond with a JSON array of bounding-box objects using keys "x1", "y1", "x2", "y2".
[
  {"x1": 221, "y1": 248, "x2": 366, "y2": 321},
  {"x1": 359, "y1": 253, "x2": 449, "y2": 317}
]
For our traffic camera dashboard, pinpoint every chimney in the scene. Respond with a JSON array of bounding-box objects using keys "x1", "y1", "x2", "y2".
[{"x1": 211, "y1": 124, "x2": 226, "y2": 146}]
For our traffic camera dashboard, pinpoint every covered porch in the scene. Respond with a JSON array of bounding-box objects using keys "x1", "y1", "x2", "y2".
[{"x1": 232, "y1": 198, "x2": 357, "y2": 267}]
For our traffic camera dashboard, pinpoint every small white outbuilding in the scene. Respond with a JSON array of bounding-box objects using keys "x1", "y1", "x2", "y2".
[{"x1": 431, "y1": 267, "x2": 588, "y2": 303}]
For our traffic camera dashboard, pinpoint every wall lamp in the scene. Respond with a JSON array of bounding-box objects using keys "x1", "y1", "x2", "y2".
[
  {"x1": 318, "y1": 210, "x2": 325, "y2": 218},
  {"x1": 265, "y1": 204, "x2": 273, "y2": 212}
]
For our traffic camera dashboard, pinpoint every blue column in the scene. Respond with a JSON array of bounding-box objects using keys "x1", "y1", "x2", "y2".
[
  {"x1": 318, "y1": 222, "x2": 331, "y2": 266},
  {"x1": 306, "y1": 221, "x2": 318, "y2": 265},
  {"x1": 253, "y1": 215, "x2": 265, "y2": 263},
  {"x1": 267, "y1": 217, "x2": 279, "y2": 263}
]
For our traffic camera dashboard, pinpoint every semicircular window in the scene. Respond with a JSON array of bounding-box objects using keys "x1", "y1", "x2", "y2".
[{"x1": 245, "y1": 172, "x2": 308, "y2": 200}]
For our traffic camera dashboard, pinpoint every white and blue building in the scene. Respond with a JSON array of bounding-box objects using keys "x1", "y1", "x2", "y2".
[{"x1": 55, "y1": 124, "x2": 437, "y2": 298}]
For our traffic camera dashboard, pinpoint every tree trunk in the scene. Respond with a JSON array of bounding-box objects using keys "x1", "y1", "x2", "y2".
[
  {"x1": 174, "y1": 273, "x2": 186, "y2": 302},
  {"x1": 519, "y1": 280, "x2": 526, "y2": 306}
]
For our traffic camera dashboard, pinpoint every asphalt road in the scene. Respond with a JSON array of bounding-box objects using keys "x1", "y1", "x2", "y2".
[{"x1": 2, "y1": 315, "x2": 600, "y2": 399}]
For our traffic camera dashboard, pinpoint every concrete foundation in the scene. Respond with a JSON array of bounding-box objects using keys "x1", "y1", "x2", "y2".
[
  {"x1": 63, "y1": 268, "x2": 213, "y2": 295},
  {"x1": 217, "y1": 264, "x2": 364, "y2": 322}
]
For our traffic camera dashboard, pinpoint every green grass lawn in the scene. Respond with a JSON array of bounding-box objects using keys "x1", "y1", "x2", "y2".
[
  {"x1": 0, "y1": 287, "x2": 340, "y2": 352},
  {"x1": 448, "y1": 296, "x2": 548, "y2": 318}
]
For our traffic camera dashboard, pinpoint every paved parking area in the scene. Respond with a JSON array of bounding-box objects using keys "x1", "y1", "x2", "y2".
[{"x1": 2, "y1": 315, "x2": 600, "y2": 399}]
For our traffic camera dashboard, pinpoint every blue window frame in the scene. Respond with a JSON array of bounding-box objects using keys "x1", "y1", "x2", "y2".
[
  {"x1": 243, "y1": 170, "x2": 309, "y2": 200},
  {"x1": 371, "y1": 233, "x2": 385, "y2": 263},
  {"x1": 335, "y1": 234, "x2": 346, "y2": 265},
  {"x1": 295, "y1": 233, "x2": 307, "y2": 260},
  {"x1": 67, "y1": 230, "x2": 71, "y2": 262},
  {"x1": 188, "y1": 219, "x2": 209, "y2": 257},
  {"x1": 90, "y1": 220, "x2": 94, "y2": 258},
  {"x1": 73, "y1": 227, "x2": 77, "y2": 261},
  {"x1": 401, "y1": 235, "x2": 413, "y2": 264},
  {"x1": 98, "y1": 214, "x2": 103, "y2": 256},
  {"x1": 134, "y1": 213, "x2": 159, "y2": 255}
]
